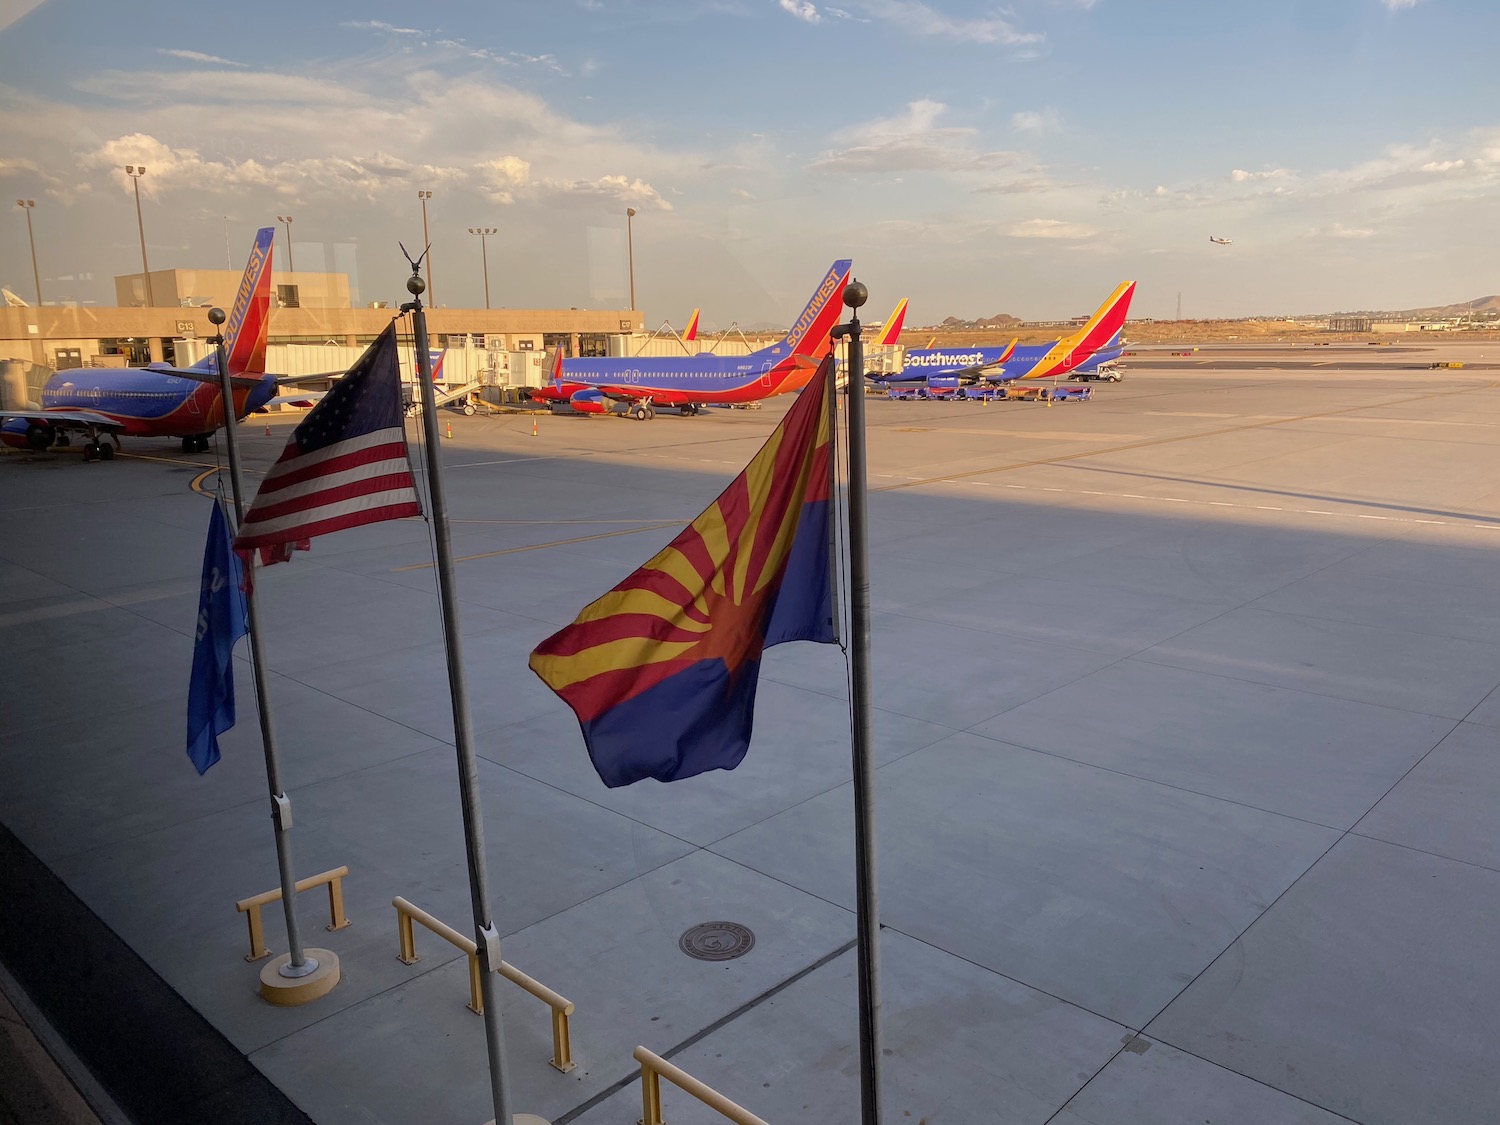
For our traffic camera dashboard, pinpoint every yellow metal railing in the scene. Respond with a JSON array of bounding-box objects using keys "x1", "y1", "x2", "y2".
[
  {"x1": 391, "y1": 896, "x2": 576, "y2": 1072},
  {"x1": 234, "y1": 865, "x2": 351, "y2": 963},
  {"x1": 633, "y1": 1046, "x2": 770, "y2": 1125}
]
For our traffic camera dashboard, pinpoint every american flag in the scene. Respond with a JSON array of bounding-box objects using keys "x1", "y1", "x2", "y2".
[{"x1": 233, "y1": 322, "x2": 421, "y2": 568}]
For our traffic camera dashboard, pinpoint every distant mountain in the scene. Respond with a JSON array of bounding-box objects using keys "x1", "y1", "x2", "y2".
[
  {"x1": 939, "y1": 313, "x2": 1022, "y2": 329},
  {"x1": 1322, "y1": 295, "x2": 1500, "y2": 320}
]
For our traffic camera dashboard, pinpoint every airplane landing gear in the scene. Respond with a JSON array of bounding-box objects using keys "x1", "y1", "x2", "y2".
[
  {"x1": 181, "y1": 433, "x2": 211, "y2": 453},
  {"x1": 24, "y1": 424, "x2": 54, "y2": 450}
]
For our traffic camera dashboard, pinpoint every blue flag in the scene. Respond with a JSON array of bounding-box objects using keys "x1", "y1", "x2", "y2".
[{"x1": 187, "y1": 499, "x2": 249, "y2": 774}]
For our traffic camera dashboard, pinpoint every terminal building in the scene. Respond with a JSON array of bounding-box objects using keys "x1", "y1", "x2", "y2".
[{"x1": 0, "y1": 265, "x2": 651, "y2": 397}]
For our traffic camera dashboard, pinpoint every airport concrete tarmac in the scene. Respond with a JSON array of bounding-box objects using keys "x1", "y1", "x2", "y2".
[{"x1": 2, "y1": 348, "x2": 1499, "y2": 1124}]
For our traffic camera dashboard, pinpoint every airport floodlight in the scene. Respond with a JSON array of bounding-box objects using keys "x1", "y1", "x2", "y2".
[
  {"x1": 125, "y1": 166, "x2": 153, "y2": 307},
  {"x1": 467, "y1": 227, "x2": 498, "y2": 309},
  {"x1": 626, "y1": 208, "x2": 637, "y2": 310},
  {"x1": 17, "y1": 199, "x2": 41, "y2": 306},
  {"x1": 277, "y1": 215, "x2": 295, "y2": 273},
  {"x1": 417, "y1": 191, "x2": 434, "y2": 304}
]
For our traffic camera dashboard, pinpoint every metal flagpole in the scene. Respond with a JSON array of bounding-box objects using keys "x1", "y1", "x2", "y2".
[
  {"x1": 399, "y1": 271, "x2": 517, "y2": 1125},
  {"x1": 208, "y1": 307, "x2": 329, "y2": 998},
  {"x1": 830, "y1": 280, "x2": 883, "y2": 1125},
  {"x1": 827, "y1": 351, "x2": 842, "y2": 646}
]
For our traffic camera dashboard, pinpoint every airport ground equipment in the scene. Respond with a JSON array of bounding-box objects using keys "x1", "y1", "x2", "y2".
[{"x1": 1075, "y1": 363, "x2": 1124, "y2": 382}]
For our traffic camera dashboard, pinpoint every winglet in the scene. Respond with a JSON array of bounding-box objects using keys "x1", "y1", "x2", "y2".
[
  {"x1": 549, "y1": 347, "x2": 565, "y2": 388},
  {"x1": 874, "y1": 298, "x2": 908, "y2": 347},
  {"x1": 997, "y1": 337, "x2": 1018, "y2": 363},
  {"x1": 682, "y1": 308, "x2": 700, "y2": 343}
]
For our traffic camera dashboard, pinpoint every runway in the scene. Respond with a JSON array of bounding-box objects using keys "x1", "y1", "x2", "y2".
[{"x1": 3, "y1": 352, "x2": 1499, "y2": 1124}]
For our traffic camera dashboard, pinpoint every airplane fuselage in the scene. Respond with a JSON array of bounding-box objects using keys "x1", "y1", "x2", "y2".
[
  {"x1": 891, "y1": 340, "x2": 1093, "y2": 384},
  {"x1": 531, "y1": 344, "x2": 818, "y2": 410},
  {"x1": 38, "y1": 367, "x2": 279, "y2": 436}
]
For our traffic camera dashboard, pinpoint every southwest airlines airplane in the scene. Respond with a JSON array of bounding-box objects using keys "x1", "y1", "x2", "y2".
[
  {"x1": 527, "y1": 259, "x2": 852, "y2": 418},
  {"x1": 1, "y1": 227, "x2": 281, "y2": 461},
  {"x1": 876, "y1": 281, "x2": 1136, "y2": 389}
]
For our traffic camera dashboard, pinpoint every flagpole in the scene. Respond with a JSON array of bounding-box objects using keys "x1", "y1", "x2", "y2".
[
  {"x1": 208, "y1": 307, "x2": 326, "y2": 993},
  {"x1": 827, "y1": 353, "x2": 842, "y2": 646},
  {"x1": 399, "y1": 273, "x2": 516, "y2": 1125},
  {"x1": 831, "y1": 281, "x2": 883, "y2": 1125}
]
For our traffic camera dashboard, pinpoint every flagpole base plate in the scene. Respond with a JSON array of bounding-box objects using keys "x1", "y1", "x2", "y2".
[{"x1": 258, "y1": 948, "x2": 340, "y2": 1006}]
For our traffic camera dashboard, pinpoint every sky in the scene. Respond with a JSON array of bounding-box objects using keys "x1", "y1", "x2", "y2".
[{"x1": 1, "y1": 0, "x2": 1497, "y2": 326}]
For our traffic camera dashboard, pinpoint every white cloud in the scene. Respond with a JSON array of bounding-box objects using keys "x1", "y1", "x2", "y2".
[
  {"x1": 1011, "y1": 109, "x2": 1060, "y2": 134},
  {"x1": 1009, "y1": 218, "x2": 1098, "y2": 239},
  {"x1": 810, "y1": 99, "x2": 1022, "y2": 173},
  {"x1": 342, "y1": 19, "x2": 426, "y2": 36},
  {"x1": 1230, "y1": 168, "x2": 1293, "y2": 182},
  {"x1": 1384, "y1": 0, "x2": 1419, "y2": 10},
  {"x1": 841, "y1": 1, "x2": 1041, "y2": 45},
  {"x1": 1326, "y1": 224, "x2": 1377, "y2": 238},
  {"x1": 158, "y1": 49, "x2": 247, "y2": 67},
  {"x1": 778, "y1": 0, "x2": 822, "y2": 22}
]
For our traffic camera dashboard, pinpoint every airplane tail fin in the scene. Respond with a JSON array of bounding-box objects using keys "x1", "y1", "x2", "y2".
[
  {"x1": 782, "y1": 259, "x2": 854, "y2": 357},
  {"x1": 874, "y1": 298, "x2": 908, "y2": 347},
  {"x1": 222, "y1": 227, "x2": 276, "y2": 376},
  {"x1": 682, "y1": 308, "x2": 700, "y2": 343},
  {"x1": 1060, "y1": 281, "x2": 1136, "y2": 360}
]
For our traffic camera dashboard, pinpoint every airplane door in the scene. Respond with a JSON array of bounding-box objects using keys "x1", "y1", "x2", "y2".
[{"x1": 759, "y1": 361, "x2": 773, "y2": 388}]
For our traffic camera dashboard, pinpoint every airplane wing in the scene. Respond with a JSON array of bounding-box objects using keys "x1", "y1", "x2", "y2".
[
  {"x1": 593, "y1": 385, "x2": 696, "y2": 406},
  {"x1": 0, "y1": 408, "x2": 127, "y2": 433},
  {"x1": 144, "y1": 364, "x2": 268, "y2": 391},
  {"x1": 259, "y1": 392, "x2": 326, "y2": 409},
  {"x1": 959, "y1": 338, "x2": 1020, "y2": 381}
]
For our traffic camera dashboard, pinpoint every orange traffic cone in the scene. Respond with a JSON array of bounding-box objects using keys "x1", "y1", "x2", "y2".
[
  {"x1": 531, "y1": 418, "x2": 538, "y2": 437},
  {"x1": 445, "y1": 420, "x2": 453, "y2": 439}
]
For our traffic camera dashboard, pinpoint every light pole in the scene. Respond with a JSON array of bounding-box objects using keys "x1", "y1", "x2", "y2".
[
  {"x1": 276, "y1": 214, "x2": 294, "y2": 274},
  {"x1": 124, "y1": 165, "x2": 153, "y2": 307},
  {"x1": 16, "y1": 199, "x2": 40, "y2": 307},
  {"x1": 467, "y1": 227, "x2": 496, "y2": 309},
  {"x1": 626, "y1": 206, "x2": 637, "y2": 310},
  {"x1": 417, "y1": 190, "x2": 433, "y2": 305}
]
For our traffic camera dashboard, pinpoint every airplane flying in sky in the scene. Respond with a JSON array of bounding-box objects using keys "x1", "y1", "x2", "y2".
[
  {"x1": 527, "y1": 259, "x2": 852, "y2": 418},
  {"x1": 1209, "y1": 236, "x2": 1233, "y2": 245},
  {"x1": 876, "y1": 281, "x2": 1136, "y2": 389},
  {"x1": 1, "y1": 227, "x2": 284, "y2": 460}
]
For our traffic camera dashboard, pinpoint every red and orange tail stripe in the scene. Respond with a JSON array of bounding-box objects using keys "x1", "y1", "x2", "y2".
[
  {"x1": 873, "y1": 298, "x2": 908, "y2": 347},
  {"x1": 1024, "y1": 281, "x2": 1136, "y2": 380},
  {"x1": 683, "y1": 309, "x2": 700, "y2": 343}
]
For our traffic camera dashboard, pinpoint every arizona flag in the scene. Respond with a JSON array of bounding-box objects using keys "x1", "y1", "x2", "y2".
[
  {"x1": 234, "y1": 322, "x2": 421, "y2": 569},
  {"x1": 530, "y1": 355, "x2": 838, "y2": 787}
]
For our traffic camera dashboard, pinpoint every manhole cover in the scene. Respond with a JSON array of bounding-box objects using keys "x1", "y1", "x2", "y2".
[{"x1": 679, "y1": 921, "x2": 755, "y2": 961}]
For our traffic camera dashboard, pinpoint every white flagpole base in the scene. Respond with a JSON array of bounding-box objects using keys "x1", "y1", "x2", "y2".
[{"x1": 258, "y1": 948, "x2": 340, "y2": 1005}]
